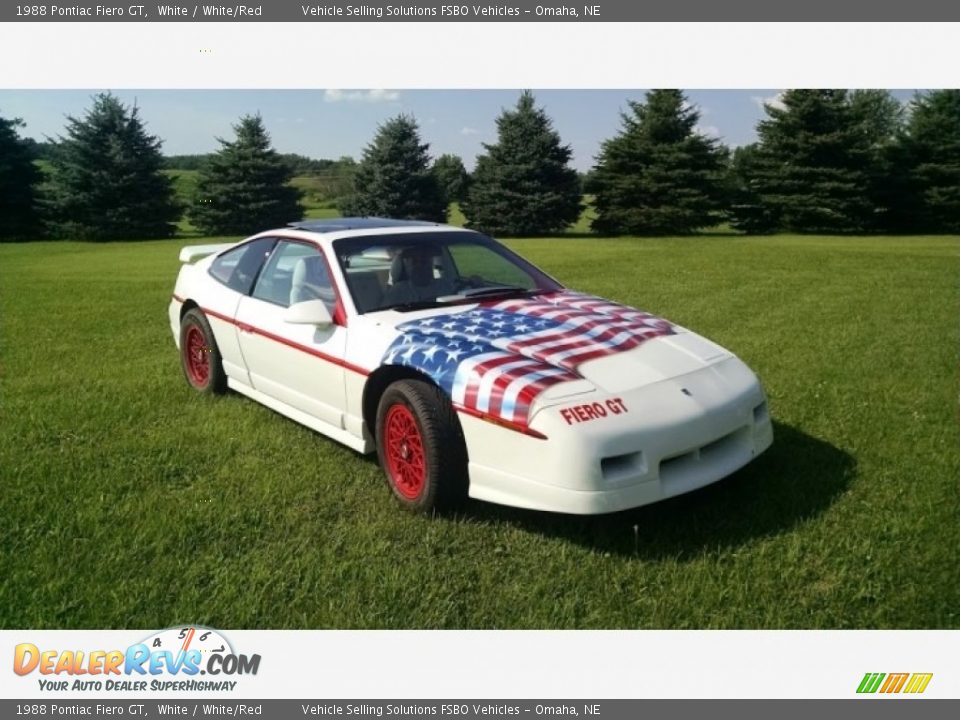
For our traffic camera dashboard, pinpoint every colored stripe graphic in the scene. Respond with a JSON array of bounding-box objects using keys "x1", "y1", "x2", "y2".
[
  {"x1": 857, "y1": 673, "x2": 885, "y2": 693},
  {"x1": 857, "y1": 672, "x2": 932, "y2": 694},
  {"x1": 903, "y1": 673, "x2": 933, "y2": 694},
  {"x1": 880, "y1": 673, "x2": 909, "y2": 693}
]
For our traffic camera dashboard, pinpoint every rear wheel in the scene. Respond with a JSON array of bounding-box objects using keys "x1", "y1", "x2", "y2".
[
  {"x1": 375, "y1": 379, "x2": 468, "y2": 513},
  {"x1": 180, "y1": 308, "x2": 227, "y2": 394}
]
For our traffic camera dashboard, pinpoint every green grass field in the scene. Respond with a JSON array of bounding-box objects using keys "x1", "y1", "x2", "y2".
[{"x1": 1, "y1": 235, "x2": 958, "y2": 629}]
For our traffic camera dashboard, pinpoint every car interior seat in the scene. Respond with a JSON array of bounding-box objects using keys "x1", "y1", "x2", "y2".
[{"x1": 290, "y1": 255, "x2": 336, "y2": 309}]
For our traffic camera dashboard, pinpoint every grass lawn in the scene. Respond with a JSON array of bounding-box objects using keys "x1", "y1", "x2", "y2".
[{"x1": 1, "y1": 235, "x2": 957, "y2": 629}]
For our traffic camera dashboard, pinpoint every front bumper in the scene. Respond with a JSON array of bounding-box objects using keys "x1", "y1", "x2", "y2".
[{"x1": 460, "y1": 356, "x2": 773, "y2": 514}]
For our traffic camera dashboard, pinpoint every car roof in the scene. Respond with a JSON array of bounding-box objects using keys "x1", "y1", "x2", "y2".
[
  {"x1": 288, "y1": 217, "x2": 442, "y2": 233},
  {"x1": 264, "y1": 217, "x2": 478, "y2": 246}
]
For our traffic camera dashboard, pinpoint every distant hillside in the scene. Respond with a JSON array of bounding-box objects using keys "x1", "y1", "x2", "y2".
[{"x1": 163, "y1": 152, "x2": 356, "y2": 175}]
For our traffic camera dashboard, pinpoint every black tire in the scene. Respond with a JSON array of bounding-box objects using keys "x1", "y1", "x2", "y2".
[
  {"x1": 179, "y1": 308, "x2": 228, "y2": 395},
  {"x1": 375, "y1": 379, "x2": 469, "y2": 513}
]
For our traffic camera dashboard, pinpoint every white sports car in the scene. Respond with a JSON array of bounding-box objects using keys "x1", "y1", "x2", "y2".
[{"x1": 169, "y1": 218, "x2": 773, "y2": 514}]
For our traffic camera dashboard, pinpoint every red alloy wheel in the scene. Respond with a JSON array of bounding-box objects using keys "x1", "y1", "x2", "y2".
[
  {"x1": 383, "y1": 403, "x2": 427, "y2": 499},
  {"x1": 184, "y1": 325, "x2": 210, "y2": 387}
]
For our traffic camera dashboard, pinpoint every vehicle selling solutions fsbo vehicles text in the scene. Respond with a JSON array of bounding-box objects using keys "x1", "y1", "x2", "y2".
[{"x1": 301, "y1": 5, "x2": 525, "y2": 17}]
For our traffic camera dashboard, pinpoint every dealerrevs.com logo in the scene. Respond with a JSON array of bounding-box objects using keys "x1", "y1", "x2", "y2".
[{"x1": 14, "y1": 627, "x2": 260, "y2": 692}]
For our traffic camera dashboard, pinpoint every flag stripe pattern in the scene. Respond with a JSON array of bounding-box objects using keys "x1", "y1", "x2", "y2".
[{"x1": 382, "y1": 291, "x2": 675, "y2": 426}]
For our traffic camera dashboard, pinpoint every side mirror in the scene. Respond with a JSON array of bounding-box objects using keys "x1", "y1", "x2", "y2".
[{"x1": 284, "y1": 299, "x2": 333, "y2": 327}]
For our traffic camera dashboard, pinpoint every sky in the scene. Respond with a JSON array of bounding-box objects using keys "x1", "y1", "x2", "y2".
[{"x1": 0, "y1": 89, "x2": 919, "y2": 172}]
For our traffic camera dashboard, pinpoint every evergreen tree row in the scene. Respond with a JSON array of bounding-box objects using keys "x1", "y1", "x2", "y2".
[
  {"x1": 1, "y1": 95, "x2": 180, "y2": 241},
  {"x1": 729, "y1": 89, "x2": 960, "y2": 234},
  {"x1": 2, "y1": 89, "x2": 958, "y2": 241},
  {"x1": 0, "y1": 94, "x2": 306, "y2": 240}
]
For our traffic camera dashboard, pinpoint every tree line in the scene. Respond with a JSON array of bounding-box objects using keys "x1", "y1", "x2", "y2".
[{"x1": 1, "y1": 89, "x2": 957, "y2": 241}]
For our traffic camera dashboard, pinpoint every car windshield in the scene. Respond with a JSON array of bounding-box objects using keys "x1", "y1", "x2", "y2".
[{"x1": 334, "y1": 231, "x2": 563, "y2": 314}]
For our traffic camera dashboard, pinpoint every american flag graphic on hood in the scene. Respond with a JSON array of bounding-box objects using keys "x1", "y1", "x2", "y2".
[{"x1": 382, "y1": 291, "x2": 676, "y2": 426}]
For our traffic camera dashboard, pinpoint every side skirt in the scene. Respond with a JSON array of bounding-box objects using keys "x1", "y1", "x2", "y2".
[{"x1": 227, "y1": 377, "x2": 372, "y2": 454}]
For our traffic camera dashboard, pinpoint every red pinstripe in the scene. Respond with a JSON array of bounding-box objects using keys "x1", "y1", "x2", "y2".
[{"x1": 173, "y1": 293, "x2": 548, "y2": 438}]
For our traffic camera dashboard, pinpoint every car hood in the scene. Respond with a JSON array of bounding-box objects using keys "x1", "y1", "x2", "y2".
[{"x1": 379, "y1": 290, "x2": 726, "y2": 426}]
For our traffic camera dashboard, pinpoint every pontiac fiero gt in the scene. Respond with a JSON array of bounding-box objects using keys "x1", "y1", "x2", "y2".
[{"x1": 169, "y1": 218, "x2": 773, "y2": 514}]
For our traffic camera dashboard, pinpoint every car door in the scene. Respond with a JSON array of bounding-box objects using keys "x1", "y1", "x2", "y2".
[
  {"x1": 234, "y1": 239, "x2": 347, "y2": 430},
  {"x1": 203, "y1": 236, "x2": 278, "y2": 386}
]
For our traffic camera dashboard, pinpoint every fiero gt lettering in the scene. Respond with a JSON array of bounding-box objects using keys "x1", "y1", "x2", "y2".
[{"x1": 559, "y1": 398, "x2": 627, "y2": 424}]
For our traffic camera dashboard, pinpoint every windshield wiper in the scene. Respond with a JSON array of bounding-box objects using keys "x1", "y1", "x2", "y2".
[
  {"x1": 436, "y1": 285, "x2": 532, "y2": 302},
  {"x1": 384, "y1": 286, "x2": 535, "y2": 312},
  {"x1": 384, "y1": 300, "x2": 444, "y2": 312}
]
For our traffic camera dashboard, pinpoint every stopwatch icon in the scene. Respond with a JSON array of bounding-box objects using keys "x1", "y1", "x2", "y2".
[{"x1": 141, "y1": 626, "x2": 234, "y2": 658}]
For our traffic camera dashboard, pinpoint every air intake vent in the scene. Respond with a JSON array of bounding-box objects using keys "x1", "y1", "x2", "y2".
[
  {"x1": 601, "y1": 451, "x2": 644, "y2": 481},
  {"x1": 753, "y1": 400, "x2": 769, "y2": 424}
]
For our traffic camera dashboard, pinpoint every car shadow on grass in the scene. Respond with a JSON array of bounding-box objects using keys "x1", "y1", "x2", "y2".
[{"x1": 463, "y1": 420, "x2": 856, "y2": 561}]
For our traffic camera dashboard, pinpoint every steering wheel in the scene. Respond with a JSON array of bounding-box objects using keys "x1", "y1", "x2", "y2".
[{"x1": 457, "y1": 274, "x2": 485, "y2": 290}]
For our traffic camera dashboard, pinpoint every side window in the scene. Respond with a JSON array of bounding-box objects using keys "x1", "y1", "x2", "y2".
[
  {"x1": 209, "y1": 237, "x2": 277, "y2": 295},
  {"x1": 252, "y1": 241, "x2": 336, "y2": 312}
]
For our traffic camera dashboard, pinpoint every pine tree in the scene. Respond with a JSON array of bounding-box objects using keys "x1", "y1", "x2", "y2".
[
  {"x1": 849, "y1": 90, "x2": 904, "y2": 149},
  {"x1": 461, "y1": 91, "x2": 581, "y2": 236},
  {"x1": 189, "y1": 114, "x2": 303, "y2": 235},
  {"x1": 432, "y1": 153, "x2": 470, "y2": 204},
  {"x1": 43, "y1": 93, "x2": 179, "y2": 240},
  {"x1": 733, "y1": 90, "x2": 874, "y2": 234},
  {"x1": 591, "y1": 90, "x2": 727, "y2": 236},
  {"x1": 728, "y1": 143, "x2": 778, "y2": 234},
  {"x1": 0, "y1": 114, "x2": 42, "y2": 240},
  {"x1": 893, "y1": 90, "x2": 960, "y2": 233},
  {"x1": 339, "y1": 115, "x2": 446, "y2": 222},
  {"x1": 847, "y1": 90, "x2": 903, "y2": 231}
]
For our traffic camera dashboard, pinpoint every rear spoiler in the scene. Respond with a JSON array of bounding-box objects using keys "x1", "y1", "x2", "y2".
[{"x1": 178, "y1": 243, "x2": 234, "y2": 264}]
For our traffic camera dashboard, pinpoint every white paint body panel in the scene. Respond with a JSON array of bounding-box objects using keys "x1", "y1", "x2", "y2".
[
  {"x1": 169, "y1": 224, "x2": 773, "y2": 514},
  {"x1": 178, "y1": 243, "x2": 234, "y2": 263},
  {"x1": 235, "y1": 295, "x2": 347, "y2": 430},
  {"x1": 464, "y1": 354, "x2": 772, "y2": 513}
]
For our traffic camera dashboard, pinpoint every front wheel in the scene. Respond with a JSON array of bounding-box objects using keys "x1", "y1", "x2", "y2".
[
  {"x1": 375, "y1": 379, "x2": 468, "y2": 513},
  {"x1": 179, "y1": 308, "x2": 227, "y2": 394}
]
